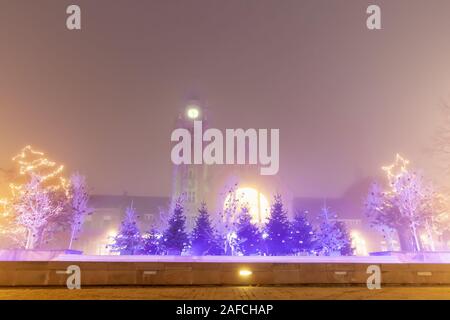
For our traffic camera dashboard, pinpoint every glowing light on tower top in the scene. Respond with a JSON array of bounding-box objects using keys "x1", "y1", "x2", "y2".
[{"x1": 186, "y1": 104, "x2": 200, "y2": 120}]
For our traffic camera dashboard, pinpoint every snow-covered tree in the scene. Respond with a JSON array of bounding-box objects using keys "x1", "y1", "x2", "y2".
[
  {"x1": 365, "y1": 155, "x2": 444, "y2": 252},
  {"x1": 265, "y1": 195, "x2": 291, "y2": 255},
  {"x1": 162, "y1": 197, "x2": 189, "y2": 255},
  {"x1": 14, "y1": 175, "x2": 65, "y2": 249},
  {"x1": 423, "y1": 192, "x2": 450, "y2": 251},
  {"x1": 111, "y1": 205, "x2": 143, "y2": 255},
  {"x1": 365, "y1": 181, "x2": 412, "y2": 250},
  {"x1": 335, "y1": 221, "x2": 353, "y2": 256},
  {"x1": 316, "y1": 206, "x2": 353, "y2": 256},
  {"x1": 0, "y1": 198, "x2": 26, "y2": 248},
  {"x1": 217, "y1": 184, "x2": 240, "y2": 255},
  {"x1": 66, "y1": 173, "x2": 93, "y2": 250},
  {"x1": 392, "y1": 171, "x2": 433, "y2": 251},
  {"x1": 235, "y1": 207, "x2": 262, "y2": 256},
  {"x1": 142, "y1": 228, "x2": 163, "y2": 255},
  {"x1": 190, "y1": 203, "x2": 223, "y2": 255},
  {"x1": 6, "y1": 146, "x2": 69, "y2": 249},
  {"x1": 289, "y1": 211, "x2": 315, "y2": 255}
]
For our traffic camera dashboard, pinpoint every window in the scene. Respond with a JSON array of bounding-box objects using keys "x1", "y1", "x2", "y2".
[{"x1": 186, "y1": 191, "x2": 196, "y2": 203}]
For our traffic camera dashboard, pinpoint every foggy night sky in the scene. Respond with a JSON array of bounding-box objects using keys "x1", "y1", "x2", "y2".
[{"x1": 0, "y1": 0, "x2": 449, "y2": 198}]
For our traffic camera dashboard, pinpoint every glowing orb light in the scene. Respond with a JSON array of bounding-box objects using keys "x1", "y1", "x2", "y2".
[
  {"x1": 224, "y1": 187, "x2": 270, "y2": 224},
  {"x1": 186, "y1": 106, "x2": 200, "y2": 119}
]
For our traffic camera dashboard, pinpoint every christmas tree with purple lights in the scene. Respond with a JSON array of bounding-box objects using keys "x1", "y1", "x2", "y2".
[
  {"x1": 142, "y1": 228, "x2": 163, "y2": 255},
  {"x1": 235, "y1": 207, "x2": 262, "y2": 256},
  {"x1": 290, "y1": 211, "x2": 316, "y2": 255},
  {"x1": 265, "y1": 195, "x2": 291, "y2": 255},
  {"x1": 111, "y1": 204, "x2": 143, "y2": 255},
  {"x1": 190, "y1": 203, "x2": 223, "y2": 256},
  {"x1": 162, "y1": 197, "x2": 189, "y2": 255}
]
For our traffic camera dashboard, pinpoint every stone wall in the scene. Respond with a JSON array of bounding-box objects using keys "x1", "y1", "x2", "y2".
[{"x1": 0, "y1": 261, "x2": 449, "y2": 286}]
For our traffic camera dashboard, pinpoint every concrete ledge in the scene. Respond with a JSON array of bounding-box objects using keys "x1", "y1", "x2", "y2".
[
  {"x1": 1, "y1": 261, "x2": 449, "y2": 286},
  {"x1": 0, "y1": 250, "x2": 82, "y2": 261},
  {"x1": 371, "y1": 251, "x2": 450, "y2": 263}
]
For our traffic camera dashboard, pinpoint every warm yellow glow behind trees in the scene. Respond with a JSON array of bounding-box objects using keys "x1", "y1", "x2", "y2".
[{"x1": 224, "y1": 187, "x2": 270, "y2": 224}]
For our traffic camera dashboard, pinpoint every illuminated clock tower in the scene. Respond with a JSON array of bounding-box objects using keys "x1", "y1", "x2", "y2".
[{"x1": 171, "y1": 99, "x2": 210, "y2": 229}]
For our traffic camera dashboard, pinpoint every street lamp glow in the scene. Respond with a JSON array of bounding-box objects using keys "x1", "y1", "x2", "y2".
[
  {"x1": 107, "y1": 230, "x2": 117, "y2": 238},
  {"x1": 239, "y1": 269, "x2": 252, "y2": 277},
  {"x1": 350, "y1": 230, "x2": 368, "y2": 256},
  {"x1": 186, "y1": 106, "x2": 200, "y2": 119}
]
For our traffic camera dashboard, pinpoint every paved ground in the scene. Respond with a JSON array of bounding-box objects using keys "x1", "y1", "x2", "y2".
[{"x1": 0, "y1": 286, "x2": 449, "y2": 300}]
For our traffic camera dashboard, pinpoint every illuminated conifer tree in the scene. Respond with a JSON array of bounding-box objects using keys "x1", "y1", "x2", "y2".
[
  {"x1": 162, "y1": 197, "x2": 189, "y2": 255},
  {"x1": 111, "y1": 205, "x2": 143, "y2": 255},
  {"x1": 265, "y1": 195, "x2": 291, "y2": 255},
  {"x1": 235, "y1": 207, "x2": 262, "y2": 256},
  {"x1": 190, "y1": 203, "x2": 223, "y2": 256},
  {"x1": 142, "y1": 228, "x2": 163, "y2": 255},
  {"x1": 289, "y1": 211, "x2": 315, "y2": 255}
]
